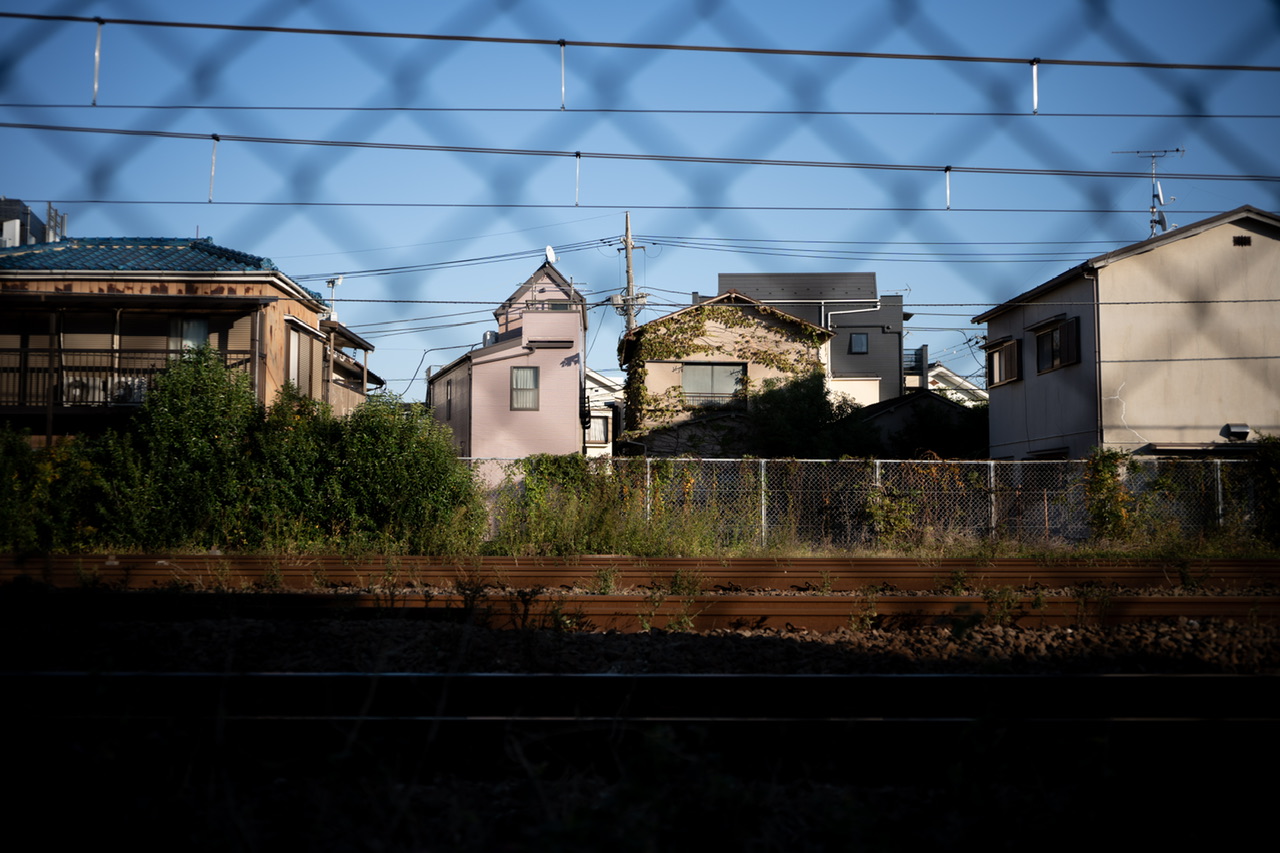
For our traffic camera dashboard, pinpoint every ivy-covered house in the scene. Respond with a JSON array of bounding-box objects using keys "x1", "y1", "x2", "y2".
[{"x1": 617, "y1": 291, "x2": 832, "y2": 456}]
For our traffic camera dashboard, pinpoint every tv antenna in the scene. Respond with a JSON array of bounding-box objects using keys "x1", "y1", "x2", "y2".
[
  {"x1": 326, "y1": 275, "x2": 343, "y2": 321},
  {"x1": 1113, "y1": 148, "x2": 1183, "y2": 238}
]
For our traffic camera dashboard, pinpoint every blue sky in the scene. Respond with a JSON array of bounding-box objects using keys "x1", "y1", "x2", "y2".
[{"x1": 2, "y1": 0, "x2": 1278, "y2": 400}]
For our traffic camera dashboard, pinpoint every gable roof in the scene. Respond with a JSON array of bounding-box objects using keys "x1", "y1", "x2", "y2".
[
  {"x1": 495, "y1": 260, "x2": 584, "y2": 314},
  {"x1": 973, "y1": 205, "x2": 1280, "y2": 324},
  {"x1": 618, "y1": 290, "x2": 833, "y2": 366},
  {"x1": 0, "y1": 236, "x2": 281, "y2": 273}
]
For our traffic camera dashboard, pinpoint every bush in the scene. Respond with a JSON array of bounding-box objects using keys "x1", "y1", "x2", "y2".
[{"x1": 0, "y1": 352, "x2": 484, "y2": 555}]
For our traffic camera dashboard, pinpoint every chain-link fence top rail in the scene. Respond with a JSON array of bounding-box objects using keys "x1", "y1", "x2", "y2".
[
  {"x1": 467, "y1": 457, "x2": 1260, "y2": 547},
  {"x1": 2, "y1": 1, "x2": 1278, "y2": 397}
]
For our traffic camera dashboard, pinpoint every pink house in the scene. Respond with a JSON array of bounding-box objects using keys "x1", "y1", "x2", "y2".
[{"x1": 429, "y1": 261, "x2": 588, "y2": 458}]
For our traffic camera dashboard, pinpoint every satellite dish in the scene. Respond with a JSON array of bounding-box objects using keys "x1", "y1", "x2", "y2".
[
  {"x1": 545, "y1": 246, "x2": 557, "y2": 263},
  {"x1": 1155, "y1": 181, "x2": 1165, "y2": 206},
  {"x1": 1156, "y1": 209, "x2": 1168, "y2": 232}
]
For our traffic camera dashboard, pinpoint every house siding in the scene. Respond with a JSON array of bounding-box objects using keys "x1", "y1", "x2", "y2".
[
  {"x1": 977, "y1": 207, "x2": 1280, "y2": 459},
  {"x1": 985, "y1": 275, "x2": 1099, "y2": 459},
  {"x1": 1097, "y1": 220, "x2": 1280, "y2": 450},
  {"x1": 428, "y1": 261, "x2": 588, "y2": 460}
]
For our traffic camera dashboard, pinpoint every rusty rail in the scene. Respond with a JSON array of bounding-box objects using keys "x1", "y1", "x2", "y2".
[{"x1": 3, "y1": 554, "x2": 1277, "y2": 593}]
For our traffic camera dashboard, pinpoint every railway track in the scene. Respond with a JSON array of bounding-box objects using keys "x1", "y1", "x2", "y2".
[
  {"x1": 4, "y1": 554, "x2": 1278, "y2": 629},
  {"x1": 4, "y1": 553, "x2": 1277, "y2": 591}
]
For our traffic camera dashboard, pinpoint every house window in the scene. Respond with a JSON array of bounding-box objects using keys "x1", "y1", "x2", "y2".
[
  {"x1": 682, "y1": 362, "x2": 744, "y2": 406},
  {"x1": 1035, "y1": 317, "x2": 1080, "y2": 374},
  {"x1": 985, "y1": 339, "x2": 1021, "y2": 387},
  {"x1": 445, "y1": 379, "x2": 453, "y2": 420},
  {"x1": 848, "y1": 332, "x2": 869, "y2": 355},
  {"x1": 170, "y1": 317, "x2": 209, "y2": 351},
  {"x1": 511, "y1": 366, "x2": 539, "y2": 410},
  {"x1": 586, "y1": 415, "x2": 609, "y2": 445}
]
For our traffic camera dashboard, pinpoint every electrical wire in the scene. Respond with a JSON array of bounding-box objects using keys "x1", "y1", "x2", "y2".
[
  {"x1": 5, "y1": 103, "x2": 1279, "y2": 120},
  {"x1": 3, "y1": 12, "x2": 1277, "y2": 72},
  {"x1": 6, "y1": 121, "x2": 1276, "y2": 183}
]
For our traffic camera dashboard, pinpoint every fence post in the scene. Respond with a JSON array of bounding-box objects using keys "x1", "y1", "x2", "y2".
[
  {"x1": 988, "y1": 460, "x2": 996, "y2": 536},
  {"x1": 645, "y1": 457, "x2": 652, "y2": 522},
  {"x1": 1215, "y1": 459, "x2": 1223, "y2": 528},
  {"x1": 759, "y1": 459, "x2": 767, "y2": 547}
]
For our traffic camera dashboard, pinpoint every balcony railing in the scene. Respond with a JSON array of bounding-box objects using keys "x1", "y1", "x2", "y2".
[
  {"x1": 0, "y1": 348, "x2": 253, "y2": 407},
  {"x1": 683, "y1": 391, "x2": 744, "y2": 408}
]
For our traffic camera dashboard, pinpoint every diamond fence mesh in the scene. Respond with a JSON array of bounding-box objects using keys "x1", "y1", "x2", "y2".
[{"x1": 468, "y1": 457, "x2": 1262, "y2": 549}]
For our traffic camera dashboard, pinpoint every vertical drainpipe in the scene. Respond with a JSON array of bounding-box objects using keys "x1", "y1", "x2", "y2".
[
  {"x1": 324, "y1": 327, "x2": 333, "y2": 407},
  {"x1": 1089, "y1": 268, "x2": 1102, "y2": 450},
  {"x1": 252, "y1": 309, "x2": 264, "y2": 404}
]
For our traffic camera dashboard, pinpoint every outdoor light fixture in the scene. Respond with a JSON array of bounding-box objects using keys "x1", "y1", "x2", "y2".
[{"x1": 1223, "y1": 423, "x2": 1251, "y2": 442}]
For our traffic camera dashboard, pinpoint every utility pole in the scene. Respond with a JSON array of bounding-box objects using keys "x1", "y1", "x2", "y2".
[
  {"x1": 613, "y1": 212, "x2": 647, "y2": 332},
  {"x1": 623, "y1": 212, "x2": 637, "y2": 333}
]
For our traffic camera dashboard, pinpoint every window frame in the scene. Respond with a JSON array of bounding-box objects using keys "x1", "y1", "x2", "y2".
[
  {"x1": 985, "y1": 338, "x2": 1022, "y2": 388},
  {"x1": 585, "y1": 414, "x2": 609, "y2": 445},
  {"x1": 681, "y1": 362, "x2": 746, "y2": 406},
  {"x1": 1034, "y1": 316, "x2": 1080, "y2": 374},
  {"x1": 848, "y1": 332, "x2": 869, "y2": 355},
  {"x1": 510, "y1": 365, "x2": 539, "y2": 411}
]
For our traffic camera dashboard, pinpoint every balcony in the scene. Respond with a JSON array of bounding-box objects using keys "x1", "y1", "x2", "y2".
[{"x1": 0, "y1": 348, "x2": 253, "y2": 407}]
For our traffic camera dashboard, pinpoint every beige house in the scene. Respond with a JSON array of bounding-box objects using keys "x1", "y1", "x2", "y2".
[
  {"x1": 429, "y1": 261, "x2": 589, "y2": 458},
  {"x1": 973, "y1": 205, "x2": 1280, "y2": 459},
  {"x1": 0, "y1": 234, "x2": 380, "y2": 440},
  {"x1": 618, "y1": 291, "x2": 832, "y2": 455}
]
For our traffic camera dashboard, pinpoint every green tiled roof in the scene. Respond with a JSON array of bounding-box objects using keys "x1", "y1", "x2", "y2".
[{"x1": 0, "y1": 237, "x2": 280, "y2": 272}]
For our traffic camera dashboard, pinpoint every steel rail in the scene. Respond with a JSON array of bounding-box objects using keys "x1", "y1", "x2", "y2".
[{"x1": 4, "y1": 554, "x2": 1277, "y2": 593}]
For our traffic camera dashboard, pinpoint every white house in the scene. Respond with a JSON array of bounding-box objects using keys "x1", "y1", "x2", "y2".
[{"x1": 973, "y1": 205, "x2": 1280, "y2": 459}]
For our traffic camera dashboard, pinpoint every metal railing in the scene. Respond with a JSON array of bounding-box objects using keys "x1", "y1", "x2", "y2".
[{"x1": 0, "y1": 348, "x2": 253, "y2": 406}]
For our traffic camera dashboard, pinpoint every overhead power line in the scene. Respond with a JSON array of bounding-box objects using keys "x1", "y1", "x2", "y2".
[
  {"x1": 3, "y1": 12, "x2": 1278, "y2": 72},
  {"x1": 18, "y1": 198, "x2": 1251, "y2": 216},
  {"x1": 5, "y1": 122, "x2": 1276, "y2": 182},
  {"x1": 4, "y1": 104, "x2": 1279, "y2": 120}
]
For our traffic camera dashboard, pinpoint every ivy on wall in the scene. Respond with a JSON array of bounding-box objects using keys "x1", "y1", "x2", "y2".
[{"x1": 620, "y1": 300, "x2": 828, "y2": 435}]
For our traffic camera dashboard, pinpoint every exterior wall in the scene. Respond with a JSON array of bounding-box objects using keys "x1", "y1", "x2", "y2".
[
  {"x1": 829, "y1": 377, "x2": 882, "y2": 404},
  {"x1": 431, "y1": 303, "x2": 586, "y2": 459},
  {"x1": 1097, "y1": 220, "x2": 1280, "y2": 449},
  {"x1": 632, "y1": 312, "x2": 823, "y2": 433},
  {"x1": 716, "y1": 273, "x2": 902, "y2": 404},
  {"x1": 431, "y1": 358, "x2": 474, "y2": 456},
  {"x1": 469, "y1": 335, "x2": 584, "y2": 459},
  {"x1": 984, "y1": 275, "x2": 1099, "y2": 459},
  {"x1": 827, "y1": 294, "x2": 904, "y2": 404}
]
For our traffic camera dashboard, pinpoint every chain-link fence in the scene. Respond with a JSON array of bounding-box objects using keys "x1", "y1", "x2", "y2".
[{"x1": 467, "y1": 457, "x2": 1262, "y2": 548}]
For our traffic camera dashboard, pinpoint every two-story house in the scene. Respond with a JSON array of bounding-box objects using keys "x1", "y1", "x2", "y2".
[
  {"x1": 973, "y1": 205, "x2": 1280, "y2": 459},
  {"x1": 0, "y1": 231, "x2": 381, "y2": 441},
  {"x1": 429, "y1": 261, "x2": 590, "y2": 458},
  {"x1": 715, "y1": 272, "x2": 906, "y2": 405}
]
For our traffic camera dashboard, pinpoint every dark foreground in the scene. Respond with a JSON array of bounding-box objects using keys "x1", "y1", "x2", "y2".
[{"x1": 4, "y1": 589, "x2": 1277, "y2": 851}]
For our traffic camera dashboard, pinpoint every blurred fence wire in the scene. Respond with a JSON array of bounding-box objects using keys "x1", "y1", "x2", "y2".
[{"x1": 1, "y1": 2, "x2": 1277, "y2": 242}]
